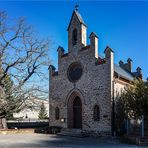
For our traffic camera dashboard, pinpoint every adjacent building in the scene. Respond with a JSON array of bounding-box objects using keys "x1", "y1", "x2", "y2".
[
  {"x1": 49, "y1": 8, "x2": 142, "y2": 136},
  {"x1": 13, "y1": 98, "x2": 49, "y2": 121}
]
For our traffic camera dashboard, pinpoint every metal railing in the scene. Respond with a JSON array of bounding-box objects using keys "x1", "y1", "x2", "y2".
[{"x1": 126, "y1": 115, "x2": 148, "y2": 137}]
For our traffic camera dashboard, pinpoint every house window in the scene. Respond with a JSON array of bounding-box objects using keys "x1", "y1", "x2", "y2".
[
  {"x1": 93, "y1": 105, "x2": 100, "y2": 121},
  {"x1": 55, "y1": 107, "x2": 59, "y2": 120},
  {"x1": 72, "y1": 29, "x2": 77, "y2": 46}
]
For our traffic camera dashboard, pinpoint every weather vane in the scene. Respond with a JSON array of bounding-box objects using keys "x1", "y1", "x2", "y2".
[{"x1": 75, "y1": 4, "x2": 79, "y2": 11}]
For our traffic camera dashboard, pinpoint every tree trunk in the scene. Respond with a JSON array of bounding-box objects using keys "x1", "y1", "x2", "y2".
[
  {"x1": 0, "y1": 118, "x2": 2, "y2": 129},
  {"x1": 0, "y1": 117, "x2": 7, "y2": 129}
]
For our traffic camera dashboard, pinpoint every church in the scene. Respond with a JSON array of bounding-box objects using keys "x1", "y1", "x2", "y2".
[{"x1": 49, "y1": 8, "x2": 142, "y2": 136}]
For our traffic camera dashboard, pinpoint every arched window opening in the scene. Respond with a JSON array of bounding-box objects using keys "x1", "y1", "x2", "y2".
[
  {"x1": 93, "y1": 105, "x2": 100, "y2": 121},
  {"x1": 55, "y1": 107, "x2": 60, "y2": 120},
  {"x1": 72, "y1": 29, "x2": 77, "y2": 46}
]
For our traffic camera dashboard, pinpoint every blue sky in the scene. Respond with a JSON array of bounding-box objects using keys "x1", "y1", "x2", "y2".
[{"x1": 0, "y1": 1, "x2": 148, "y2": 79}]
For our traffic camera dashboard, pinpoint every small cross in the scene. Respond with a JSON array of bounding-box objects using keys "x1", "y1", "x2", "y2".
[{"x1": 75, "y1": 4, "x2": 79, "y2": 11}]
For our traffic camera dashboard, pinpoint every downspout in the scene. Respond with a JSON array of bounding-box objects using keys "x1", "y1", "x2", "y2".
[{"x1": 112, "y1": 79, "x2": 115, "y2": 137}]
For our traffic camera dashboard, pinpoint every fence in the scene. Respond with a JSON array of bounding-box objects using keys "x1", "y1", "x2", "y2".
[
  {"x1": 126, "y1": 115, "x2": 148, "y2": 137},
  {"x1": 144, "y1": 116, "x2": 148, "y2": 136}
]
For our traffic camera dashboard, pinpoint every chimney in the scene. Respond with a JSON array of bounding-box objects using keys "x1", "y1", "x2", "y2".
[
  {"x1": 136, "y1": 67, "x2": 142, "y2": 79},
  {"x1": 127, "y1": 58, "x2": 132, "y2": 72},
  {"x1": 119, "y1": 60, "x2": 124, "y2": 67},
  {"x1": 119, "y1": 58, "x2": 132, "y2": 73},
  {"x1": 136, "y1": 67, "x2": 142, "y2": 73},
  {"x1": 89, "y1": 32, "x2": 98, "y2": 58}
]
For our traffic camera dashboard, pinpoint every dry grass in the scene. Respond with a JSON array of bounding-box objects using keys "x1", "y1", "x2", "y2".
[{"x1": 0, "y1": 129, "x2": 34, "y2": 135}]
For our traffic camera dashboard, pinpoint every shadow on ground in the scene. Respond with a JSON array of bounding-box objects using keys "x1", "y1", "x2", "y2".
[{"x1": 0, "y1": 134, "x2": 141, "y2": 148}]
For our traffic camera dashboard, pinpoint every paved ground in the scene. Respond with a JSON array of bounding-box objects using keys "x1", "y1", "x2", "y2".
[{"x1": 0, "y1": 133, "x2": 146, "y2": 148}]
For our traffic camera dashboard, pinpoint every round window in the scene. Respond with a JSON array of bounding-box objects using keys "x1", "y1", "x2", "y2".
[{"x1": 68, "y1": 63, "x2": 83, "y2": 82}]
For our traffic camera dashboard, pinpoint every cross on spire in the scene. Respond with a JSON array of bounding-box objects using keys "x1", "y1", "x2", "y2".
[{"x1": 75, "y1": 4, "x2": 79, "y2": 11}]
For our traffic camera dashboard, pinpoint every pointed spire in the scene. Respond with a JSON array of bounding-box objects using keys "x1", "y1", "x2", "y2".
[
  {"x1": 49, "y1": 65, "x2": 56, "y2": 71},
  {"x1": 67, "y1": 6, "x2": 87, "y2": 31},
  {"x1": 89, "y1": 32, "x2": 98, "y2": 39},
  {"x1": 57, "y1": 46, "x2": 65, "y2": 52},
  {"x1": 75, "y1": 4, "x2": 79, "y2": 11},
  {"x1": 127, "y1": 58, "x2": 132, "y2": 63},
  {"x1": 104, "y1": 46, "x2": 114, "y2": 53}
]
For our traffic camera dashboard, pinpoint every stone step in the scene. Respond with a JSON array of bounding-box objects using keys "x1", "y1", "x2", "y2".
[
  {"x1": 57, "y1": 128, "x2": 88, "y2": 138},
  {"x1": 61, "y1": 128, "x2": 82, "y2": 133},
  {"x1": 57, "y1": 132, "x2": 84, "y2": 138},
  {"x1": 138, "y1": 137, "x2": 148, "y2": 146},
  {"x1": 139, "y1": 141, "x2": 148, "y2": 146},
  {"x1": 145, "y1": 132, "x2": 148, "y2": 136},
  {"x1": 140, "y1": 138, "x2": 148, "y2": 142}
]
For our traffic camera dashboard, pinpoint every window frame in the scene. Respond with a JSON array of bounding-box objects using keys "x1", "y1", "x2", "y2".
[
  {"x1": 55, "y1": 107, "x2": 60, "y2": 120},
  {"x1": 67, "y1": 62, "x2": 83, "y2": 82},
  {"x1": 72, "y1": 28, "x2": 77, "y2": 46},
  {"x1": 93, "y1": 105, "x2": 100, "y2": 121}
]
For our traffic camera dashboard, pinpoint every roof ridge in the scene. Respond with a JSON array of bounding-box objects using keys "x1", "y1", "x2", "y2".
[{"x1": 114, "y1": 64, "x2": 134, "y2": 81}]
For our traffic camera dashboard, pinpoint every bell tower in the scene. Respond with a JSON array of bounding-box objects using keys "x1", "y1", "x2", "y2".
[{"x1": 67, "y1": 5, "x2": 87, "y2": 53}]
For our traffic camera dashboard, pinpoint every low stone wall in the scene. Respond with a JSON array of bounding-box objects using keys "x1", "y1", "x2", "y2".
[
  {"x1": 82, "y1": 130, "x2": 111, "y2": 137},
  {"x1": 7, "y1": 121, "x2": 49, "y2": 129}
]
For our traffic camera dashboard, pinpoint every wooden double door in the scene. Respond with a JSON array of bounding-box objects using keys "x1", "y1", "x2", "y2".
[{"x1": 73, "y1": 96, "x2": 82, "y2": 129}]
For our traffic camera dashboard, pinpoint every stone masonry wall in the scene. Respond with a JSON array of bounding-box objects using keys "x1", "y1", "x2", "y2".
[
  {"x1": 49, "y1": 10, "x2": 114, "y2": 136},
  {"x1": 49, "y1": 46, "x2": 114, "y2": 134}
]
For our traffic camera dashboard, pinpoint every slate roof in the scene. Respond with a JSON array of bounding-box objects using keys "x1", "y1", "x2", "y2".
[
  {"x1": 75, "y1": 10, "x2": 85, "y2": 24},
  {"x1": 114, "y1": 64, "x2": 134, "y2": 81}
]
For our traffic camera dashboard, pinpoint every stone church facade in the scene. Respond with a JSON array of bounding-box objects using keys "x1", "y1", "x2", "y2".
[{"x1": 49, "y1": 9, "x2": 142, "y2": 136}]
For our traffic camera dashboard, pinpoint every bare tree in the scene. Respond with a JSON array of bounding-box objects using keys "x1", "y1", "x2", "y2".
[{"x1": 0, "y1": 11, "x2": 51, "y2": 128}]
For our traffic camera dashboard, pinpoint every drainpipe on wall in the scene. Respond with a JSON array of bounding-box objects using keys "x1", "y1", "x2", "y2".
[
  {"x1": 112, "y1": 79, "x2": 116, "y2": 137},
  {"x1": 142, "y1": 115, "x2": 144, "y2": 138}
]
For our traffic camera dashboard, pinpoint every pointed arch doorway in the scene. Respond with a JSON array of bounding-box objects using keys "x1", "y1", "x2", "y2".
[
  {"x1": 67, "y1": 94, "x2": 82, "y2": 129},
  {"x1": 73, "y1": 96, "x2": 82, "y2": 128}
]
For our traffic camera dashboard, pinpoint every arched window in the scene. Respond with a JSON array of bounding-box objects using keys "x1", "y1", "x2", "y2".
[
  {"x1": 55, "y1": 107, "x2": 59, "y2": 120},
  {"x1": 93, "y1": 105, "x2": 100, "y2": 121},
  {"x1": 72, "y1": 29, "x2": 77, "y2": 46}
]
